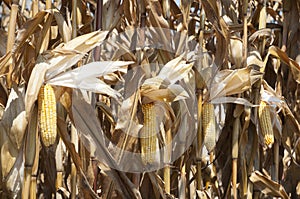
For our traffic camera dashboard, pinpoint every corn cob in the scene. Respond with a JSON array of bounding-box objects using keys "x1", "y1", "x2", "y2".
[
  {"x1": 202, "y1": 102, "x2": 216, "y2": 152},
  {"x1": 141, "y1": 103, "x2": 157, "y2": 164},
  {"x1": 38, "y1": 84, "x2": 57, "y2": 147},
  {"x1": 258, "y1": 100, "x2": 274, "y2": 146}
]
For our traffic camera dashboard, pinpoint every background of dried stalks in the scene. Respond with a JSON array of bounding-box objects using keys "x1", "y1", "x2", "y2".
[{"x1": 0, "y1": 0, "x2": 300, "y2": 198}]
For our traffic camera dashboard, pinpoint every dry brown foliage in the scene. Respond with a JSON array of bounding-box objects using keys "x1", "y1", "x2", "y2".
[{"x1": 0, "y1": 0, "x2": 300, "y2": 198}]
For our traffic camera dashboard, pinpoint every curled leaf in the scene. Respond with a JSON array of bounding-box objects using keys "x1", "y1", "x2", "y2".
[{"x1": 250, "y1": 170, "x2": 289, "y2": 199}]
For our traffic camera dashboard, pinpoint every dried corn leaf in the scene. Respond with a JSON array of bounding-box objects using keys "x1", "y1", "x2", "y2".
[
  {"x1": 13, "y1": 11, "x2": 51, "y2": 54},
  {"x1": 71, "y1": 91, "x2": 142, "y2": 198},
  {"x1": 201, "y1": 0, "x2": 228, "y2": 66},
  {"x1": 262, "y1": 80, "x2": 299, "y2": 133},
  {"x1": 148, "y1": 172, "x2": 167, "y2": 199},
  {"x1": 210, "y1": 67, "x2": 262, "y2": 99},
  {"x1": 1, "y1": 85, "x2": 27, "y2": 149},
  {"x1": 249, "y1": 170, "x2": 289, "y2": 199},
  {"x1": 0, "y1": 86, "x2": 26, "y2": 196},
  {"x1": 47, "y1": 61, "x2": 133, "y2": 99},
  {"x1": 229, "y1": 38, "x2": 243, "y2": 68},
  {"x1": 34, "y1": 10, "x2": 53, "y2": 54},
  {"x1": 146, "y1": 0, "x2": 169, "y2": 29},
  {"x1": 201, "y1": 0, "x2": 220, "y2": 30},
  {"x1": 115, "y1": 67, "x2": 143, "y2": 137},
  {"x1": 249, "y1": 28, "x2": 274, "y2": 43},
  {"x1": 0, "y1": 140, "x2": 18, "y2": 178},
  {"x1": 196, "y1": 190, "x2": 211, "y2": 199},
  {"x1": 282, "y1": 162, "x2": 300, "y2": 198},
  {"x1": 141, "y1": 56, "x2": 192, "y2": 93},
  {"x1": 247, "y1": 51, "x2": 264, "y2": 68},
  {"x1": 0, "y1": 30, "x2": 7, "y2": 56},
  {"x1": 24, "y1": 104, "x2": 38, "y2": 168},
  {"x1": 0, "y1": 140, "x2": 23, "y2": 197},
  {"x1": 45, "y1": 30, "x2": 109, "y2": 79},
  {"x1": 25, "y1": 30, "x2": 108, "y2": 116},
  {"x1": 179, "y1": 0, "x2": 192, "y2": 30},
  {"x1": 0, "y1": 52, "x2": 12, "y2": 77},
  {"x1": 53, "y1": 9, "x2": 72, "y2": 42},
  {"x1": 24, "y1": 60, "x2": 48, "y2": 115},
  {"x1": 56, "y1": 117, "x2": 101, "y2": 199},
  {"x1": 211, "y1": 96, "x2": 254, "y2": 107},
  {"x1": 268, "y1": 46, "x2": 300, "y2": 83},
  {"x1": 123, "y1": 0, "x2": 137, "y2": 26},
  {"x1": 115, "y1": 93, "x2": 142, "y2": 134},
  {"x1": 102, "y1": 0, "x2": 122, "y2": 30},
  {"x1": 0, "y1": 81, "x2": 7, "y2": 108},
  {"x1": 159, "y1": 59, "x2": 192, "y2": 84}
]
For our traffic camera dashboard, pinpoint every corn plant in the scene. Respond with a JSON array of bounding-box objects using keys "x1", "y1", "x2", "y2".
[{"x1": 0, "y1": 0, "x2": 299, "y2": 199}]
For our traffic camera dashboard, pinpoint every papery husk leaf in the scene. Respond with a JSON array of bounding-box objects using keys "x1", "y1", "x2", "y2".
[
  {"x1": 210, "y1": 68, "x2": 262, "y2": 99},
  {"x1": 141, "y1": 56, "x2": 192, "y2": 92},
  {"x1": 25, "y1": 104, "x2": 38, "y2": 168},
  {"x1": 25, "y1": 60, "x2": 48, "y2": 116},
  {"x1": 47, "y1": 61, "x2": 133, "y2": 99},
  {"x1": 159, "y1": 62, "x2": 193, "y2": 85},
  {"x1": 142, "y1": 84, "x2": 189, "y2": 103},
  {"x1": 47, "y1": 61, "x2": 132, "y2": 84}
]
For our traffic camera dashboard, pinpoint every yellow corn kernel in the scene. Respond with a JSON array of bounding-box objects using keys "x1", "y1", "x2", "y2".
[
  {"x1": 141, "y1": 103, "x2": 157, "y2": 164},
  {"x1": 38, "y1": 84, "x2": 57, "y2": 147},
  {"x1": 202, "y1": 102, "x2": 216, "y2": 152},
  {"x1": 258, "y1": 101, "x2": 274, "y2": 146}
]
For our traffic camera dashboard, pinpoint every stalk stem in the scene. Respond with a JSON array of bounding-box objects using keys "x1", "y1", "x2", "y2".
[
  {"x1": 196, "y1": 90, "x2": 203, "y2": 190},
  {"x1": 6, "y1": 3, "x2": 18, "y2": 52},
  {"x1": 164, "y1": 128, "x2": 172, "y2": 194},
  {"x1": 72, "y1": 0, "x2": 78, "y2": 39},
  {"x1": 232, "y1": 116, "x2": 240, "y2": 199},
  {"x1": 94, "y1": 0, "x2": 103, "y2": 61},
  {"x1": 274, "y1": 140, "x2": 279, "y2": 182},
  {"x1": 22, "y1": 167, "x2": 32, "y2": 199},
  {"x1": 232, "y1": 159, "x2": 238, "y2": 199},
  {"x1": 71, "y1": 125, "x2": 78, "y2": 199}
]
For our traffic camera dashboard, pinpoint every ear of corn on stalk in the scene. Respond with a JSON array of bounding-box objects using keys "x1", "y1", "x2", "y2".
[
  {"x1": 141, "y1": 103, "x2": 157, "y2": 164},
  {"x1": 38, "y1": 84, "x2": 57, "y2": 147},
  {"x1": 258, "y1": 100, "x2": 274, "y2": 146},
  {"x1": 202, "y1": 102, "x2": 216, "y2": 152}
]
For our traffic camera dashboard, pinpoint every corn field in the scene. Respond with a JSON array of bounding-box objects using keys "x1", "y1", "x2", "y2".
[{"x1": 0, "y1": 0, "x2": 300, "y2": 198}]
